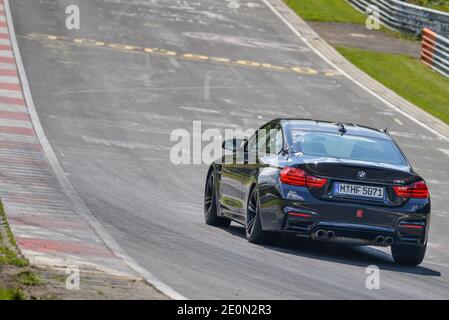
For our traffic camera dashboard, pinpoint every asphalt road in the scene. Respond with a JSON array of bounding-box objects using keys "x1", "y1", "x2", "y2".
[{"x1": 10, "y1": 0, "x2": 449, "y2": 299}]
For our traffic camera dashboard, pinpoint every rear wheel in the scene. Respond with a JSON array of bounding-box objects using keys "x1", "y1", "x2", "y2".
[
  {"x1": 204, "y1": 172, "x2": 231, "y2": 227},
  {"x1": 391, "y1": 243, "x2": 427, "y2": 266},
  {"x1": 246, "y1": 187, "x2": 278, "y2": 245}
]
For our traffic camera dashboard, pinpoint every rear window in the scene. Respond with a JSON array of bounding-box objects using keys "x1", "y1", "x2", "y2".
[{"x1": 291, "y1": 130, "x2": 407, "y2": 165}]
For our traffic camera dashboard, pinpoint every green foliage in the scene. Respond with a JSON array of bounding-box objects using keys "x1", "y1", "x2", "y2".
[
  {"x1": 284, "y1": 0, "x2": 366, "y2": 23},
  {"x1": 337, "y1": 46, "x2": 449, "y2": 125},
  {"x1": 0, "y1": 288, "x2": 26, "y2": 300}
]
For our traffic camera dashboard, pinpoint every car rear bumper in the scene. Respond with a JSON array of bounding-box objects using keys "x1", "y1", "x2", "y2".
[
  {"x1": 285, "y1": 219, "x2": 427, "y2": 246},
  {"x1": 259, "y1": 186, "x2": 430, "y2": 246}
]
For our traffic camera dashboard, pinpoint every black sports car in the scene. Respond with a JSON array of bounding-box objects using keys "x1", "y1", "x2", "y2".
[{"x1": 204, "y1": 119, "x2": 430, "y2": 266}]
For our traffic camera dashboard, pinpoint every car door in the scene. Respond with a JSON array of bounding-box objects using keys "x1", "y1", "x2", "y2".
[
  {"x1": 240, "y1": 124, "x2": 284, "y2": 222},
  {"x1": 218, "y1": 139, "x2": 247, "y2": 217}
]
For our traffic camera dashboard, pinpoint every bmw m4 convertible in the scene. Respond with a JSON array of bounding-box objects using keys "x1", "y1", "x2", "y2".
[{"x1": 204, "y1": 119, "x2": 430, "y2": 265}]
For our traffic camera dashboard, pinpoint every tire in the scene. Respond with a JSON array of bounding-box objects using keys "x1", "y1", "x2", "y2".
[
  {"x1": 391, "y1": 243, "x2": 427, "y2": 266},
  {"x1": 204, "y1": 172, "x2": 231, "y2": 227},
  {"x1": 246, "y1": 186, "x2": 278, "y2": 245}
]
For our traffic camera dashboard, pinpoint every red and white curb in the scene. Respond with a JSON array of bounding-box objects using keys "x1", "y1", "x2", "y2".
[{"x1": 0, "y1": 0, "x2": 185, "y2": 299}]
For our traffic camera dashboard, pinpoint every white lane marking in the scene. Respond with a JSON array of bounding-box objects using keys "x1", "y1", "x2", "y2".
[
  {"x1": 168, "y1": 56, "x2": 181, "y2": 69},
  {"x1": 394, "y1": 118, "x2": 403, "y2": 126},
  {"x1": 4, "y1": 0, "x2": 187, "y2": 301},
  {"x1": 204, "y1": 71, "x2": 211, "y2": 101},
  {"x1": 179, "y1": 105, "x2": 221, "y2": 114},
  {"x1": 0, "y1": 119, "x2": 32, "y2": 128},
  {"x1": 81, "y1": 135, "x2": 170, "y2": 151},
  {"x1": 438, "y1": 148, "x2": 449, "y2": 157},
  {"x1": 261, "y1": 0, "x2": 449, "y2": 143}
]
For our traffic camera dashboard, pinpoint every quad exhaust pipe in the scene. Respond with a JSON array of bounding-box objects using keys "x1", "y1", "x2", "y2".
[
  {"x1": 375, "y1": 235, "x2": 394, "y2": 245},
  {"x1": 315, "y1": 229, "x2": 325, "y2": 238},
  {"x1": 326, "y1": 231, "x2": 335, "y2": 239},
  {"x1": 376, "y1": 236, "x2": 385, "y2": 244},
  {"x1": 312, "y1": 229, "x2": 335, "y2": 240},
  {"x1": 312, "y1": 230, "x2": 394, "y2": 245}
]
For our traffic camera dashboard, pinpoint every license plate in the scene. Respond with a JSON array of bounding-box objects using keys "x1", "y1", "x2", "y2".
[{"x1": 334, "y1": 183, "x2": 384, "y2": 199}]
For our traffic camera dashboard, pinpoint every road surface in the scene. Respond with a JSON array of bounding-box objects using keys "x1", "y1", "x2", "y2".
[{"x1": 10, "y1": 0, "x2": 449, "y2": 299}]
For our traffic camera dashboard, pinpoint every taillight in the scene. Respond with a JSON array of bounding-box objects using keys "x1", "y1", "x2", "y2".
[
  {"x1": 280, "y1": 167, "x2": 327, "y2": 188},
  {"x1": 393, "y1": 180, "x2": 429, "y2": 199}
]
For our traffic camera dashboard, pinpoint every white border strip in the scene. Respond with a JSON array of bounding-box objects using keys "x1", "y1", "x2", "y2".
[
  {"x1": 262, "y1": 0, "x2": 449, "y2": 142},
  {"x1": 4, "y1": 0, "x2": 187, "y2": 300}
]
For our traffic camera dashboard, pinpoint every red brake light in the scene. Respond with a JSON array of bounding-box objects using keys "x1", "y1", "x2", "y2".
[
  {"x1": 393, "y1": 181, "x2": 429, "y2": 199},
  {"x1": 280, "y1": 167, "x2": 327, "y2": 188}
]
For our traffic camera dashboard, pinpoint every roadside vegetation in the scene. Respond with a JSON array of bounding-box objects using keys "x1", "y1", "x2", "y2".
[
  {"x1": 0, "y1": 201, "x2": 45, "y2": 300},
  {"x1": 285, "y1": 0, "x2": 449, "y2": 125},
  {"x1": 337, "y1": 47, "x2": 449, "y2": 124},
  {"x1": 284, "y1": 0, "x2": 365, "y2": 23}
]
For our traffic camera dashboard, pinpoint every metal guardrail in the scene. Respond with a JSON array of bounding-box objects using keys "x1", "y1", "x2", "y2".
[
  {"x1": 348, "y1": 0, "x2": 449, "y2": 77},
  {"x1": 421, "y1": 28, "x2": 449, "y2": 77},
  {"x1": 347, "y1": 0, "x2": 449, "y2": 38}
]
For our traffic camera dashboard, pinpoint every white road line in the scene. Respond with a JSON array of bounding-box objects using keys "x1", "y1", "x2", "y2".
[
  {"x1": 394, "y1": 118, "x2": 403, "y2": 126},
  {"x1": 4, "y1": 0, "x2": 187, "y2": 301},
  {"x1": 204, "y1": 71, "x2": 211, "y2": 101},
  {"x1": 262, "y1": 0, "x2": 449, "y2": 143},
  {"x1": 180, "y1": 105, "x2": 220, "y2": 114},
  {"x1": 438, "y1": 148, "x2": 449, "y2": 157}
]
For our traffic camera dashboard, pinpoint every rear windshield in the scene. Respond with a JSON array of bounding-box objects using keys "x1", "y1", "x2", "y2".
[{"x1": 291, "y1": 130, "x2": 407, "y2": 165}]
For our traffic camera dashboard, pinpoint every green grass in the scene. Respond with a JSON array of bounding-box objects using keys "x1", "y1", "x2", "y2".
[
  {"x1": 337, "y1": 46, "x2": 449, "y2": 124},
  {"x1": 0, "y1": 201, "x2": 28, "y2": 267},
  {"x1": 284, "y1": 0, "x2": 366, "y2": 23},
  {"x1": 15, "y1": 271, "x2": 42, "y2": 286},
  {"x1": 0, "y1": 288, "x2": 26, "y2": 300},
  {"x1": 284, "y1": 0, "x2": 419, "y2": 41}
]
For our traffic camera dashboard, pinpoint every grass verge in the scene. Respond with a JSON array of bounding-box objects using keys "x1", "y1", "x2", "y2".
[
  {"x1": 337, "y1": 46, "x2": 449, "y2": 124},
  {"x1": 284, "y1": 0, "x2": 449, "y2": 125},
  {"x1": 284, "y1": 0, "x2": 365, "y2": 24},
  {"x1": 284, "y1": 0, "x2": 419, "y2": 41},
  {"x1": 0, "y1": 288, "x2": 26, "y2": 300},
  {"x1": 0, "y1": 200, "x2": 43, "y2": 300}
]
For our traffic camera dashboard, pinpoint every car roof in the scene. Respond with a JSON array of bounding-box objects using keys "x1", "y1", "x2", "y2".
[{"x1": 276, "y1": 119, "x2": 393, "y2": 141}]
